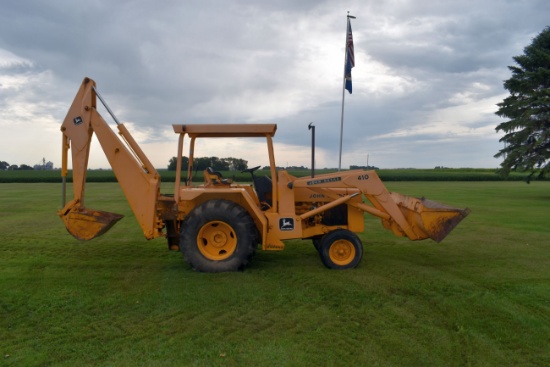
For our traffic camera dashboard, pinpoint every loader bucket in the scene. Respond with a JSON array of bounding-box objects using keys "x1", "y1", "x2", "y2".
[
  {"x1": 58, "y1": 205, "x2": 124, "y2": 241},
  {"x1": 390, "y1": 193, "x2": 470, "y2": 242}
]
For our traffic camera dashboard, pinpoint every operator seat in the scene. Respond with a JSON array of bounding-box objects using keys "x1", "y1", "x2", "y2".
[
  {"x1": 204, "y1": 167, "x2": 231, "y2": 186},
  {"x1": 254, "y1": 175, "x2": 272, "y2": 209}
]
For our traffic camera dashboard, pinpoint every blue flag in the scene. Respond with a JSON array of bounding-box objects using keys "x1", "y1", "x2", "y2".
[{"x1": 345, "y1": 19, "x2": 355, "y2": 94}]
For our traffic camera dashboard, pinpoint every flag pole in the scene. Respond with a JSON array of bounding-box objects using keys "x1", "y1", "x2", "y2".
[{"x1": 338, "y1": 12, "x2": 355, "y2": 171}]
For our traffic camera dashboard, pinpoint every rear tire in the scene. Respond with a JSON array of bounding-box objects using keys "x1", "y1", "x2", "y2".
[
  {"x1": 180, "y1": 200, "x2": 256, "y2": 272},
  {"x1": 319, "y1": 229, "x2": 363, "y2": 269}
]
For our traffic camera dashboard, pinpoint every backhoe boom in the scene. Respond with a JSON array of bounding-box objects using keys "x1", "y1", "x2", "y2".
[{"x1": 58, "y1": 78, "x2": 162, "y2": 240}]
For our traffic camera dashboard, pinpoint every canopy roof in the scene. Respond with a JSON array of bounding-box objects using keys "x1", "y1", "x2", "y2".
[{"x1": 172, "y1": 124, "x2": 277, "y2": 138}]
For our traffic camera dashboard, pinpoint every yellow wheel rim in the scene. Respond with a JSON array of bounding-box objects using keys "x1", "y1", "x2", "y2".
[
  {"x1": 197, "y1": 221, "x2": 237, "y2": 260},
  {"x1": 329, "y1": 239, "x2": 356, "y2": 266}
]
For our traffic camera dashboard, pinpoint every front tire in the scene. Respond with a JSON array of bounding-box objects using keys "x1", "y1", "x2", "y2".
[
  {"x1": 180, "y1": 200, "x2": 256, "y2": 272},
  {"x1": 319, "y1": 229, "x2": 363, "y2": 269}
]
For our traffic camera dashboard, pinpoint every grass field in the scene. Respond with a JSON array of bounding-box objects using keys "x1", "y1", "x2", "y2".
[{"x1": 1, "y1": 182, "x2": 549, "y2": 366}]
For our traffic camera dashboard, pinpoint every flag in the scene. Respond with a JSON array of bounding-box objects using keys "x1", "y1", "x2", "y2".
[{"x1": 345, "y1": 19, "x2": 355, "y2": 94}]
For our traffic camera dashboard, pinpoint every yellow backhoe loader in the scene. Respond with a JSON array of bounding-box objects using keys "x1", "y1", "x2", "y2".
[{"x1": 58, "y1": 77, "x2": 470, "y2": 272}]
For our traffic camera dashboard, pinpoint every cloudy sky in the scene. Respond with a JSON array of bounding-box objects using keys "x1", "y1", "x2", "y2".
[{"x1": 0, "y1": 0, "x2": 548, "y2": 170}]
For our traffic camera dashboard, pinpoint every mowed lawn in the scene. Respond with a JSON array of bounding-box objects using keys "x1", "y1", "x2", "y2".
[{"x1": 1, "y1": 182, "x2": 549, "y2": 366}]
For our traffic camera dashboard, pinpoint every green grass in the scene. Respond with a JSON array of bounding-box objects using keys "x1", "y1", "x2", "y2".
[{"x1": 1, "y1": 182, "x2": 549, "y2": 366}]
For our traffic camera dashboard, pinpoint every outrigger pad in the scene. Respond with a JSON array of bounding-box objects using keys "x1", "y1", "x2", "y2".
[{"x1": 60, "y1": 207, "x2": 124, "y2": 241}]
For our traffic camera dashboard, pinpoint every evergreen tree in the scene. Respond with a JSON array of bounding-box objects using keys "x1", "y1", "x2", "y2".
[{"x1": 495, "y1": 26, "x2": 550, "y2": 181}]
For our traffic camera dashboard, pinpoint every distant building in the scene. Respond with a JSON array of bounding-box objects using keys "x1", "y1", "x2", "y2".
[{"x1": 34, "y1": 158, "x2": 54, "y2": 170}]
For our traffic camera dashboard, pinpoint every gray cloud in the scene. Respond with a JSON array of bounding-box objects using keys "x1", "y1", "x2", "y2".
[{"x1": 0, "y1": 0, "x2": 547, "y2": 168}]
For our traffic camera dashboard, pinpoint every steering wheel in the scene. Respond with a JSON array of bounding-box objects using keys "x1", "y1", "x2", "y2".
[{"x1": 241, "y1": 165, "x2": 261, "y2": 174}]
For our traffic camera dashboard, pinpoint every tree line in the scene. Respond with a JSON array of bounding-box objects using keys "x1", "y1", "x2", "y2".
[
  {"x1": 0, "y1": 161, "x2": 34, "y2": 171},
  {"x1": 167, "y1": 156, "x2": 248, "y2": 171}
]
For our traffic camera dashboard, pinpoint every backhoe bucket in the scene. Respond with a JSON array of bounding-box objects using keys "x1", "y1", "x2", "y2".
[
  {"x1": 389, "y1": 193, "x2": 470, "y2": 242},
  {"x1": 58, "y1": 203, "x2": 123, "y2": 241}
]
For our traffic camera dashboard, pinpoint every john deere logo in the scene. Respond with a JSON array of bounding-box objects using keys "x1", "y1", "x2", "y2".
[
  {"x1": 279, "y1": 218, "x2": 294, "y2": 231},
  {"x1": 73, "y1": 116, "x2": 83, "y2": 125}
]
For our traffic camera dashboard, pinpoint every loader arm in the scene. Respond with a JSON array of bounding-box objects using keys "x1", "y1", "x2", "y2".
[
  {"x1": 292, "y1": 170, "x2": 470, "y2": 242},
  {"x1": 58, "y1": 77, "x2": 162, "y2": 240}
]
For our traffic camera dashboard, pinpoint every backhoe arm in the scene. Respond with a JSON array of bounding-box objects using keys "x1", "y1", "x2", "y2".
[{"x1": 58, "y1": 77, "x2": 162, "y2": 240}]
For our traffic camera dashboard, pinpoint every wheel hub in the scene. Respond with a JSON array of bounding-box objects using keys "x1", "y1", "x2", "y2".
[
  {"x1": 329, "y1": 240, "x2": 355, "y2": 265},
  {"x1": 197, "y1": 221, "x2": 237, "y2": 260},
  {"x1": 211, "y1": 231, "x2": 228, "y2": 247}
]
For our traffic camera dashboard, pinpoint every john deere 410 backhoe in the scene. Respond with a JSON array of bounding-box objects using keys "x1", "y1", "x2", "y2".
[{"x1": 58, "y1": 78, "x2": 470, "y2": 272}]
